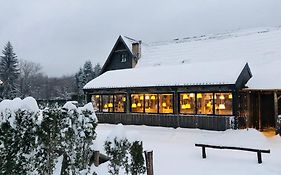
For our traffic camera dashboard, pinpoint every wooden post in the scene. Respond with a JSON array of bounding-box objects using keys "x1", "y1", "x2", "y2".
[
  {"x1": 258, "y1": 92, "x2": 262, "y2": 131},
  {"x1": 274, "y1": 91, "x2": 278, "y2": 129},
  {"x1": 94, "y1": 151, "x2": 100, "y2": 167},
  {"x1": 145, "y1": 151, "x2": 154, "y2": 175},
  {"x1": 257, "y1": 151, "x2": 262, "y2": 164},
  {"x1": 246, "y1": 91, "x2": 252, "y2": 128},
  {"x1": 202, "y1": 146, "x2": 206, "y2": 159}
]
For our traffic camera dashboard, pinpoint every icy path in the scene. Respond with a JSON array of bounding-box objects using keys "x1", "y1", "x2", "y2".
[{"x1": 94, "y1": 124, "x2": 281, "y2": 175}]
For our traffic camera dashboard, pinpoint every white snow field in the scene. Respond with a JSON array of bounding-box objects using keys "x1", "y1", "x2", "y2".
[{"x1": 94, "y1": 124, "x2": 281, "y2": 175}]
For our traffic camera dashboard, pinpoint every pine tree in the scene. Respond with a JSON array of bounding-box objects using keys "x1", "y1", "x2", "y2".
[
  {"x1": 93, "y1": 63, "x2": 101, "y2": 78},
  {"x1": 83, "y1": 61, "x2": 95, "y2": 83},
  {"x1": 0, "y1": 42, "x2": 20, "y2": 99},
  {"x1": 129, "y1": 141, "x2": 146, "y2": 175}
]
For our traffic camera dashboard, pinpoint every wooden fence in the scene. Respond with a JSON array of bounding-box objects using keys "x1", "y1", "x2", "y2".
[{"x1": 96, "y1": 113, "x2": 234, "y2": 131}]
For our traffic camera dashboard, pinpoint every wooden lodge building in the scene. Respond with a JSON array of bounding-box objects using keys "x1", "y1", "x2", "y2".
[{"x1": 83, "y1": 27, "x2": 281, "y2": 131}]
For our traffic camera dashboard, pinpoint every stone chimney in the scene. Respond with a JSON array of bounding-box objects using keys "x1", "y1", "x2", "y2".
[{"x1": 132, "y1": 41, "x2": 141, "y2": 59}]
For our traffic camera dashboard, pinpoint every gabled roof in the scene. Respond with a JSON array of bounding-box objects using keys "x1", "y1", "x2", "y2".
[
  {"x1": 91, "y1": 26, "x2": 281, "y2": 90},
  {"x1": 135, "y1": 27, "x2": 281, "y2": 89},
  {"x1": 100, "y1": 35, "x2": 135, "y2": 74},
  {"x1": 84, "y1": 61, "x2": 250, "y2": 89}
]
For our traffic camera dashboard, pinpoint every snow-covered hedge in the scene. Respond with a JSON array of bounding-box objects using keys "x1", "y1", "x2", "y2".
[
  {"x1": 0, "y1": 97, "x2": 98, "y2": 175},
  {"x1": 104, "y1": 124, "x2": 146, "y2": 175}
]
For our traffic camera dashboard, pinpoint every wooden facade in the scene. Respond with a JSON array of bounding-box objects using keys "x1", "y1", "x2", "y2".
[
  {"x1": 84, "y1": 35, "x2": 281, "y2": 132},
  {"x1": 84, "y1": 84, "x2": 241, "y2": 131},
  {"x1": 238, "y1": 89, "x2": 281, "y2": 131}
]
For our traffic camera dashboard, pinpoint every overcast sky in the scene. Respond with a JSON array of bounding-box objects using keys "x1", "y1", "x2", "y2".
[{"x1": 0, "y1": 0, "x2": 281, "y2": 77}]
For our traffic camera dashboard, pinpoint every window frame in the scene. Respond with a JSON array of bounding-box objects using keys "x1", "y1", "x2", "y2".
[
  {"x1": 178, "y1": 91, "x2": 234, "y2": 116},
  {"x1": 114, "y1": 94, "x2": 127, "y2": 113}
]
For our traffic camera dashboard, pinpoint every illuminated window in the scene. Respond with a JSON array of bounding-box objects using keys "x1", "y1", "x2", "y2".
[
  {"x1": 91, "y1": 95, "x2": 101, "y2": 112},
  {"x1": 114, "y1": 94, "x2": 126, "y2": 112},
  {"x1": 215, "y1": 93, "x2": 233, "y2": 115},
  {"x1": 102, "y1": 95, "x2": 113, "y2": 112},
  {"x1": 159, "y1": 94, "x2": 173, "y2": 113},
  {"x1": 131, "y1": 94, "x2": 144, "y2": 113},
  {"x1": 197, "y1": 93, "x2": 213, "y2": 114},
  {"x1": 179, "y1": 93, "x2": 196, "y2": 114},
  {"x1": 145, "y1": 94, "x2": 158, "y2": 113}
]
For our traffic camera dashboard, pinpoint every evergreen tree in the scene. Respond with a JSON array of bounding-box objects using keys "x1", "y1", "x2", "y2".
[
  {"x1": 129, "y1": 141, "x2": 146, "y2": 175},
  {"x1": 83, "y1": 61, "x2": 95, "y2": 83},
  {"x1": 75, "y1": 61, "x2": 101, "y2": 103},
  {"x1": 0, "y1": 42, "x2": 20, "y2": 99},
  {"x1": 93, "y1": 63, "x2": 101, "y2": 77}
]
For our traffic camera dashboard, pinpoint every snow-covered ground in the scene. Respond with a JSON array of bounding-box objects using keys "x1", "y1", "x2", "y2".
[{"x1": 94, "y1": 124, "x2": 281, "y2": 175}]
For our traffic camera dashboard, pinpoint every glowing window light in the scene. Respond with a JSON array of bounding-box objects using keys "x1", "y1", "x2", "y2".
[
  {"x1": 162, "y1": 102, "x2": 167, "y2": 107},
  {"x1": 108, "y1": 103, "x2": 113, "y2": 108},
  {"x1": 140, "y1": 95, "x2": 144, "y2": 100},
  {"x1": 197, "y1": 93, "x2": 202, "y2": 99},
  {"x1": 131, "y1": 103, "x2": 137, "y2": 108},
  {"x1": 151, "y1": 95, "x2": 156, "y2": 100},
  {"x1": 218, "y1": 104, "x2": 226, "y2": 110},
  {"x1": 190, "y1": 93, "x2": 195, "y2": 98},
  {"x1": 145, "y1": 95, "x2": 150, "y2": 100},
  {"x1": 219, "y1": 94, "x2": 225, "y2": 100},
  {"x1": 122, "y1": 97, "x2": 126, "y2": 102},
  {"x1": 207, "y1": 101, "x2": 212, "y2": 108},
  {"x1": 228, "y1": 94, "x2": 233, "y2": 99},
  {"x1": 137, "y1": 102, "x2": 142, "y2": 107},
  {"x1": 95, "y1": 95, "x2": 100, "y2": 98},
  {"x1": 183, "y1": 94, "x2": 189, "y2": 100},
  {"x1": 104, "y1": 104, "x2": 108, "y2": 108},
  {"x1": 186, "y1": 103, "x2": 191, "y2": 109}
]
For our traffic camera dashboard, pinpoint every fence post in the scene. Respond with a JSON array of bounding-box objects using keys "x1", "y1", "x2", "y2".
[
  {"x1": 257, "y1": 151, "x2": 262, "y2": 164},
  {"x1": 94, "y1": 151, "x2": 100, "y2": 167},
  {"x1": 145, "y1": 151, "x2": 154, "y2": 175},
  {"x1": 202, "y1": 146, "x2": 206, "y2": 159}
]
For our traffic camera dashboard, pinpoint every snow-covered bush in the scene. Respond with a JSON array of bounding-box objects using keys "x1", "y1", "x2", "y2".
[
  {"x1": 0, "y1": 97, "x2": 40, "y2": 174},
  {"x1": 104, "y1": 124, "x2": 145, "y2": 175},
  {"x1": 0, "y1": 98, "x2": 98, "y2": 175}
]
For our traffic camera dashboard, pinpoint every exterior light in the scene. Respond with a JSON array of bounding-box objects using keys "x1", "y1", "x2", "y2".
[
  {"x1": 190, "y1": 93, "x2": 195, "y2": 98},
  {"x1": 183, "y1": 94, "x2": 188, "y2": 100},
  {"x1": 219, "y1": 94, "x2": 225, "y2": 100},
  {"x1": 162, "y1": 102, "x2": 167, "y2": 107},
  {"x1": 228, "y1": 94, "x2": 233, "y2": 99},
  {"x1": 137, "y1": 102, "x2": 142, "y2": 107},
  {"x1": 122, "y1": 97, "x2": 126, "y2": 102},
  {"x1": 145, "y1": 95, "x2": 150, "y2": 100},
  {"x1": 108, "y1": 103, "x2": 113, "y2": 108},
  {"x1": 151, "y1": 95, "x2": 156, "y2": 100},
  {"x1": 197, "y1": 93, "x2": 202, "y2": 99},
  {"x1": 140, "y1": 95, "x2": 144, "y2": 100},
  {"x1": 218, "y1": 104, "x2": 226, "y2": 110}
]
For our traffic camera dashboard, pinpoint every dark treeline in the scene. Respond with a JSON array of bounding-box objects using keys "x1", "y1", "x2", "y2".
[{"x1": 0, "y1": 41, "x2": 101, "y2": 102}]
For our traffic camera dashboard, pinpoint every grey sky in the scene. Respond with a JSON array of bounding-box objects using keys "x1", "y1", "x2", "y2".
[{"x1": 0, "y1": 0, "x2": 281, "y2": 77}]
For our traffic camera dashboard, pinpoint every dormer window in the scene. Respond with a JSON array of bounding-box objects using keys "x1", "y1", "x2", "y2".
[{"x1": 121, "y1": 53, "x2": 127, "y2": 63}]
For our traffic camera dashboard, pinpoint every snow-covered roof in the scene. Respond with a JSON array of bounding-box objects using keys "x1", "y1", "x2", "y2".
[
  {"x1": 84, "y1": 60, "x2": 247, "y2": 89},
  {"x1": 120, "y1": 35, "x2": 140, "y2": 51},
  {"x1": 90, "y1": 26, "x2": 281, "y2": 90},
  {"x1": 134, "y1": 27, "x2": 281, "y2": 89}
]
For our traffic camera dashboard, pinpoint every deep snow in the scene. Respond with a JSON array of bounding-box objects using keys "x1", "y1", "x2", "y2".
[{"x1": 94, "y1": 124, "x2": 281, "y2": 175}]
